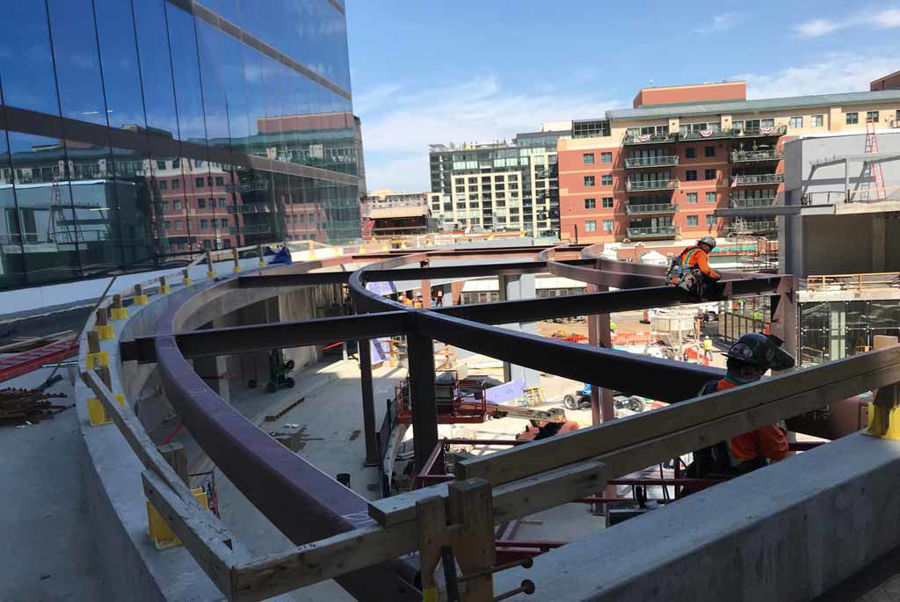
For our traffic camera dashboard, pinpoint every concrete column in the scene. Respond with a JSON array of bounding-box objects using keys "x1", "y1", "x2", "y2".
[{"x1": 498, "y1": 274, "x2": 540, "y2": 388}]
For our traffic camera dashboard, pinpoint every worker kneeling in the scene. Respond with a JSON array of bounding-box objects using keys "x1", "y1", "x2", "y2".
[
  {"x1": 666, "y1": 236, "x2": 722, "y2": 299},
  {"x1": 686, "y1": 333, "x2": 796, "y2": 481}
]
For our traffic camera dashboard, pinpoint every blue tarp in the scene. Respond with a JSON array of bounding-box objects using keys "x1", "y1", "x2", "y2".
[{"x1": 268, "y1": 246, "x2": 292, "y2": 265}]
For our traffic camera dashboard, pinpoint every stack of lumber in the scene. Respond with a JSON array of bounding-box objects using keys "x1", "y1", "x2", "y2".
[{"x1": 0, "y1": 387, "x2": 69, "y2": 424}]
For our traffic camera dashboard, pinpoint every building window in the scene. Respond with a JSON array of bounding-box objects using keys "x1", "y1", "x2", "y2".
[
  {"x1": 601, "y1": 175, "x2": 613, "y2": 186},
  {"x1": 173, "y1": 200, "x2": 181, "y2": 210},
  {"x1": 172, "y1": 179, "x2": 180, "y2": 189},
  {"x1": 687, "y1": 215, "x2": 699, "y2": 226},
  {"x1": 811, "y1": 115, "x2": 824, "y2": 127},
  {"x1": 686, "y1": 192, "x2": 698, "y2": 204},
  {"x1": 706, "y1": 191, "x2": 717, "y2": 203},
  {"x1": 600, "y1": 152, "x2": 612, "y2": 163},
  {"x1": 215, "y1": 176, "x2": 224, "y2": 186},
  {"x1": 761, "y1": 118, "x2": 774, "y2": 128},
  {"x1": 197, "y1": 198, "x2": 206, "y2": 208},
  {"x1": 220, "y1": 218, "x2": 228, "y2": 227},
  {"x1": 218, "y1": 198, "x2": 226, "y2": 208},
  {"x1": 164, "y1": 221, "x2": 171, "y2": 230},
  {"x1": 790, "y1": 116, "x2": 803, "y2": 128},
  {"x1": 867, "y1": 111, "x2": 880, "y2": 123},
  {"x1": 210, "y1": 218, "x2": 217, "y2": 229},
  {"x1": 685, "y1": 170, "x2": 697, "y2": 181},
  {"x1": 200, "y1": 219, "x2": 208, "y2": 229},
  {"x1": 585, "y1": 220, "x2": 597, "y2": 232},
  {"x1": 583, "y1": 153, "x2": 595, "y2": 165},
  {"x1": 685, "y1": 148, "x2": 696, "y2": 159},
  {"x1": 602, "y1": 197, "x2": 614, "y2": 208},
  {"x1": 602, "y1": 219, "x2": 614, "y2": 232},
  {"x1": 175, "y1": 220, "x2": 183, "y2": 231},
  {"x1": 704, "y1": 169, "x2": 716, "y2": 180},
  {"x1": 706, "y1": 215, "x2": 717, "y2": 226},
  {"x1": 704, "y1": 146, "x2": 715, "y2": 158},
  {"x1": 196, "y1": 177, "x2": 204, "y2": 187},
  {"x1": 584, "y1": 198, "x2": 596, "y2": 209},
  {"x1": 845, "y1": 112, "x2": 858, "y2": 125},
  {"x1": 207, "y1": 176, "x2": 213, "y2": 186},
  {"x1": 158, "y1": 180, "x2": 167, "y2": 191},
  {"x1": 584, "y1": 176, "x2": 595, "y2": 187}
]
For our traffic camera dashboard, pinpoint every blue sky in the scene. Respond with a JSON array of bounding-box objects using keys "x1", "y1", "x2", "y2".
[{"x1": 346, "y1": 1, "x2": 900, "y2": 192}]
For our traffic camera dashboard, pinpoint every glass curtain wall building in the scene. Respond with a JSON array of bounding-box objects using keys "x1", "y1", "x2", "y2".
[{"x1": 0, "y1": 0, "x2": 363, "y2": 290}]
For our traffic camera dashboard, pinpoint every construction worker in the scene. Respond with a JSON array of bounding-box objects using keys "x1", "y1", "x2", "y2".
[
  {"x1": 412, "y1": 293, "x2": 423, "y2": 308},
  {"x1": 666, "y1": 236, "x2": 722, "y2": 299},
  {"x1": 400, "y1": 295, "x2": 413, "y2": 306},
  {"x1": 686, "y1": 333, "x2": 795, "y2": 480},
  {"x1": 702, "y1": 335, "x2": 714, "y2": 361}
]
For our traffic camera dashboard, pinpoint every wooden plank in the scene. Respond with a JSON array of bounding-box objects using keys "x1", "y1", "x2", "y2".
[
  {"x1": 447, "y1": 479, "x2": 494, "y2": 600},
  {"x1": 80, "y1": 370, "x2": 241, "y2": 549},
  {"x1": 230, "y1": 522, "x2": 418, "y2": 602},
  {"x1": 456, "y1": 345, "x2": 900, "y2": 485},
  {"x1": 159, "y1": 442, "x2": 189, "y2": 485},
  {"x1": 264, "y1": 396, "x2": 305, "y2": 422},
  {"x1": 416, "y1": 496, "x2": 446, "y2": 600},
  {"x1": 142, "y1": 471, "x2": 237, "y2": 594}
]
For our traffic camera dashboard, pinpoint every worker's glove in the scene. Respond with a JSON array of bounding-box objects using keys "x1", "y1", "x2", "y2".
[{"x1": 709, "y1": 270, "x2": 720, "y2": 280}]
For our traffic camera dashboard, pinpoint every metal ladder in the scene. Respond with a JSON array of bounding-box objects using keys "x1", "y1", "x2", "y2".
[{"x1": 860, "y1": 118, "x2": 887, "y2": 202}]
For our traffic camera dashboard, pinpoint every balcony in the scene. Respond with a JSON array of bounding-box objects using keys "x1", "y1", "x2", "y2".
[
  {"x1": 729, "y1": 194, "x2": 778, "y2": 208},
  {"x1": 731, "y1": 125, "x2": 787, "y2": 138},
  {"x1": 730, "y1": 149, "x2": 784, "y2": 163},
  {"x1": 624, "y1": 155, "x2": 679, "y2": 169},
  {"x1": 623, "y1": 132, "x2": 676, "y2": 145},
  {"x1": 626, "y1": 225, "x2": 679, "y2": 240},
  {"x1": 625, "y1": 178, "x2": 679, "y2": 193},
  {"x1": 731, "y1": 173, "x2": 784, "y2": 187},
  {"x1": 679, "y1": 129, "x2": 731, "y2": 141},
  {"x1": 625, "y1": 202, "x2": 678, "y2": 215},
  {"x1": 729, "y1": 219, "x2": 777, "y2": 236}
]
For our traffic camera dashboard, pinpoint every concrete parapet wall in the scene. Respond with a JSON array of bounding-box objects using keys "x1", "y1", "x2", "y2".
[{"x1": 519, "y1": 432, "x2": 900, "y2": 601}]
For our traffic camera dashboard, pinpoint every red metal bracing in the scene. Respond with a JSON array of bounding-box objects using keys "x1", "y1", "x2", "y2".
[{"x1": 0, "y1": 338, "x2": 78, "y2": 384}]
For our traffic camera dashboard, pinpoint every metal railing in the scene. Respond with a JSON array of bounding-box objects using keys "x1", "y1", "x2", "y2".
[
  {"x1": 679, "y1": 129, "x2": 731, "y2": 141},
  {"x1": 731, "y1": 150, "x2": 784, "y2": 163},
  {"x1": 731, "y1": 125, "x2": 787, "y2": 138},
  {"x1": 732, "y1": 173, "x2": 784, "y2": 186},
  {"x1": 626, "y1": 178, "x2": 679, "y2": 192},
  {"x1": 730, "y1": 196, "x2": 778, "y2": 208},
  {"x1": 624, "y1": 155, "x2": 679, "y2": 168},
  {"x1": 626, "y1": 225, "x2": 679, "y2": 238},
  {"x1": 623, "y1": 132, "x2": 676, "y2": 145},
  {"x1": 805, "y1": 272, "x2": 900, "y2": 292},
  {"x1": 625, "y1": 202, "x2": 678, "y2": 215}
]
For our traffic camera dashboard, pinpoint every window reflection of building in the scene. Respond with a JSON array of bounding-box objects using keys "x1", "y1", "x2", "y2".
[{"x1": 0, "y1": 0, "x2": 363, "y2": 290}]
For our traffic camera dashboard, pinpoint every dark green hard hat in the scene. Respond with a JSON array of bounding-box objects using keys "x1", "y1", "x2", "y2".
[{"x1": 726, "y1": 333, "x2": 795, "y2": 372}]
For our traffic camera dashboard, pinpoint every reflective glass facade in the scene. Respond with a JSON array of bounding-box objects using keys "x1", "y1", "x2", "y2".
[{"x1": 0, "y1": 0, "x2": 362, "y2": 290}]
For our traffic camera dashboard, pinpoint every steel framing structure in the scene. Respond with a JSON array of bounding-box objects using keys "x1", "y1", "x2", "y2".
[{"x1": 100, "y1": 242, "x2": 814, "y2": 600}]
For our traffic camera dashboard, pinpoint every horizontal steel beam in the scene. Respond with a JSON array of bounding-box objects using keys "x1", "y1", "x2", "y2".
[
  {"x1": 411, "y1": 311, "x2": 721, "y2": 402},
  {"x1": 124, "y1": 311, "x2": 408, "y2": 362}
]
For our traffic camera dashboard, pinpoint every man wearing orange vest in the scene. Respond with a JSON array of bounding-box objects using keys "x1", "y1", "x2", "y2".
[
  {"x1": 687, "y1": 333, "x2": 795, "y2": 479},
  {"x1": 667, "y1": 236, "x2": 722, "y2": 299}
]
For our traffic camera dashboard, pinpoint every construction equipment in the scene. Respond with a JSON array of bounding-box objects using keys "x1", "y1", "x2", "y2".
[
  {"x1": 563, "y1": 384, "x2": 647, "y2": 412},
  {"x1": 394, "y1": 372, "x2": 568, "y2": 425},
  {"x1": 263, "y1": 349, "x2": 295, "y2": 394}
]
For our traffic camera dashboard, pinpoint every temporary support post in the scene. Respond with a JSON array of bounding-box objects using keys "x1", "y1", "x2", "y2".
[
  {"x1": 133, "y1": 283, "x2": 148, "y2": 305},
  {"x1": 408, "y1": 331, "x2": 437, "y2": 473},
  {"x1": 85, "y1": 330, "x2": 109, "y2": 370},
  {"x1": 232, "y1": 248, "x2": 241, "y2": 273},
  {"x1": 769, "y1": 277, "x2": 797, "y2": 356},
  {"x1": 110, "y1": 293, "x2": 127, "y2": 320},
  {"x1": 182, "y1": 268, "x2": 193, "y2": 286},
  {"x1": 158, "y1": 275, "x2": 171, "y2": 295},
  {"x1": 586, "y1": 283, "x2": 615, "y2": 426},
  {"x1": 257, "y1": 244, "x2": 266, "y2": 268},
  {"x1": 159, "y1": 442, "x2": 190, "y2": 485},
  {"x1": 94, "y1": 306, "x2": 114, "y2": 340},
  {"x1": 358, "y1": 339, "x2": 379, "y2": 466},
  {"x1": 87, "y1": 365, "x2": 124, "y2": 426},
  {"x1": 206, "y1": 250, "x2": 215, "y2": 279},
  {"x1": 866, "y1": 336, "x2": 900, "y2": 439},
  {"x1": 421, "y1": 259, "x2": 431, "y2": 309}
]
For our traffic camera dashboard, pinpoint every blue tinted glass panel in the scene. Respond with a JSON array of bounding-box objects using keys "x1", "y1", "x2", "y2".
[
  {"x1": 195, "y1": 22, "x2": 234, "y2": 148},
  {"x1": 164, "y1": 5, "x2": 207, "y2": 143},
  {"x1": 132, "y1": 0, "x2": 178, "y2": 136},
  {"x1": 93, "y1": 0, "x2": 147, "y2": 130},
  {"x1": 0, "y1": 123, "x2": 29, "y2": 288},
  {"x1": 0, "y1": 3, "x2": 60, "y2": 115},
  {"x1": 46, "y1": 0, "x2": 108, "y2": 125},
  {"x1": 201, "y1": 0, "x2": 351, "y2": 90}
]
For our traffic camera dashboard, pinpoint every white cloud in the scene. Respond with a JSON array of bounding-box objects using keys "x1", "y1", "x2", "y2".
[
  {"x1": 794, "y1": 18, "x2": 844, "y2": 38},
  {"x1": 733, "y1": 52, "x2": 900, "y2": 99},
  {"x1": 696, "y1": 13, "x2": 738, "y2": 34},
  {"x1": 794, "y1": 6, "x2": 900, "y2": 37},
  {"x1": 356, "y1": 75, "x2": 619, "y2": 191}
]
